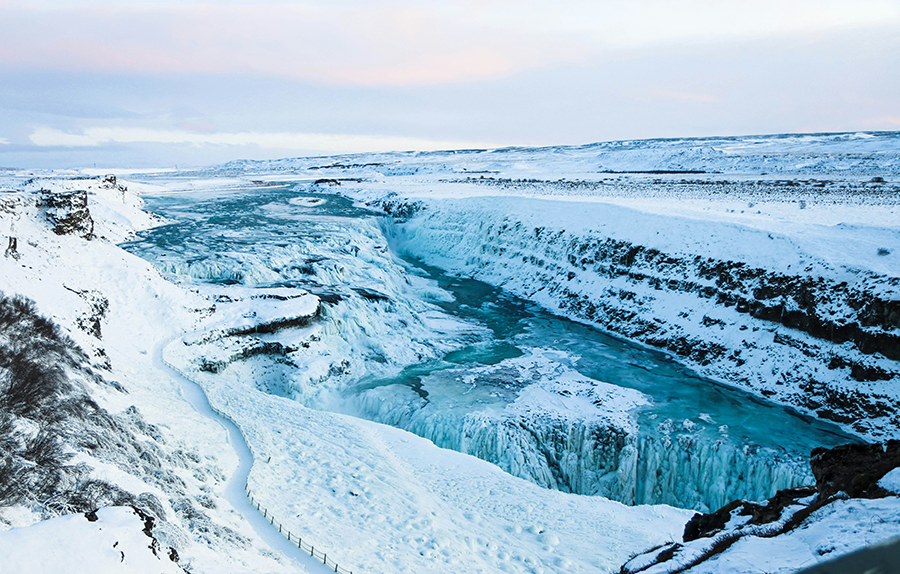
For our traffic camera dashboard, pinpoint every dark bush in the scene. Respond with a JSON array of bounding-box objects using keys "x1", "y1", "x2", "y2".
[
  {"x1": 1, "y1": 352, "x2": 70, "y2": 418},
  {"x1": 68, "y1": 479, "x2": 136, "y2": 513},
  {"x1": 0, "y1": 291, "x2": 198, "y2": 526},
  {"x1": 0, "y1": 292, "x2": 156, "y2": 516}
]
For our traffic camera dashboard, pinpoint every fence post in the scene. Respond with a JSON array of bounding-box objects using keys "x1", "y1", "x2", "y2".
[{"x1": 310, "y1": 546, "x2": 314, "y2": 557}]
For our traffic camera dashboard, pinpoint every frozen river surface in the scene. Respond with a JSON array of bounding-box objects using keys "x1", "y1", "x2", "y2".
[{"x1": 122, "y1": 183, "x2": 856, "y2": 512}]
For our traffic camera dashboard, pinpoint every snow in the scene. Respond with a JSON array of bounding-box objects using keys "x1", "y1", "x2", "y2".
[
  {"x1": 365, "y1": 186, "x2": 900, "y2": 440},
  {"x1": 140, "y1": 182, "x2": 845, "y2": 511},
  {"x1": 472, "y1": 348, "x2": 651, "y2": 429},
  {"x1": 156, "y1": 344, "x2": 338, "y2": 574},
  {"x1": 163, "y1": 298, "x2": 692, "y2": 573},
  {"x1": 0, "y1": 178, "x2": 302, "y2": 572},
  {"x1": 221, "y1": 131, "x2": 900, "y2": 183},
  {"x1": 682, "y1": 497, "x2": 900, "y2": 574},
  {"x1": 1, "y1": 131, "x2": 899, "y2": 574},
  {"x1": 0, "y1": 507, "x2": 183, "y2": 574},
  {"x1": 378, "y1": 194, "x2": 896, "y2": 437},
  {"x1": 165, "y1": 333, "x2": 691, "y2": 573},
  {"x1": 182, "y1": 287, "x2": 320, "y2": 343},
  {"x1": 1, "y1": 165, "x2": 692, "y2": 574},
  {"x1": 879, "y1": 468, "x2": 900, "y2": 495}
]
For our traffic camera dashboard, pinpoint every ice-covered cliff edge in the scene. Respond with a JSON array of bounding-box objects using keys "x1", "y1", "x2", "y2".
[{"x1": 380, "y1": 193, "x2": 899, "y2": 440}]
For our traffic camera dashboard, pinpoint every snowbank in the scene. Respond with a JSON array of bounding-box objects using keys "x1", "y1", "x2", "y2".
[{"x1": 0, "y1": 507, "x2": 182, "y2": 574}]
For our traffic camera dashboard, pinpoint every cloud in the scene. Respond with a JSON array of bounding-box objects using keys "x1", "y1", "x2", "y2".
[
  {"x1": 1, "y1": 1, "x2": 897, "y2": 86},
  {"x1": 491, "y1": 0, "x2": 900, "y2": 46},
  {"x1": 0, "y1": 137, "x2": 9, "y2": 145},
  {"x1": 0, "y1": 2, "x2": 567, "y2": 85},
  {"x1": 861, "y1": 116, "x2": 900, "y2": 127},
  {"x1": 28, "y1": 126, "x2": 494, "y2": 153}
]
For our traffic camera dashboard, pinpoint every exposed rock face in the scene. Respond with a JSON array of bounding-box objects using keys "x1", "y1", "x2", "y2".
[
  {"x1": 556, "y1": 238, "x2": 900, "y2": 362},
  {"x1": 810, "y1": 440, "x2": 900, "y2": 498},
  {"x1": 223, "y1": 310, "x2": 319, "y2": 336},
  {"x1": 382, "y1": 197, "x2": 900, "y2": 439},
  {"x1": 620, "y1": 440, "x2": 900, "y2": 573},
  {"x1": 4, "y1": 236, "x2": 18, "y2": 259},
  {"x1": 682, "y1": 485, "x2": 819, "y2": 542},
  {"x1": 43, "y1": 190, "x2": 94, "y2": 239}
]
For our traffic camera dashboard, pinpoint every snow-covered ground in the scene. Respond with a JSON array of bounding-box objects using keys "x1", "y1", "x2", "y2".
[
  {"x1": 0, "y1": 507, "x2": 184, "y2": 574},
  {"x1": 0, "y1": 177, "x2": 303, "y2": 573},
  {"x1": 1, "y1": 131, "x2": 898, "y2": 573}
]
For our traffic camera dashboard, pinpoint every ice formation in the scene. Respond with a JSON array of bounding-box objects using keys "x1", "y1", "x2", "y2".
[{"x1": 136, "y1": 184, "x2": 854, "y2": 513}]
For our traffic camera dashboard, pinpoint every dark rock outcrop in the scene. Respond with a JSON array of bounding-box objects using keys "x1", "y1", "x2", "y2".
[
  {"x1": 224, "y1": 308, "x2": 319, "y2": 336},
  {"x1": 810, "y1": 440, "x2": 900, "y2": 498},
  {"x1": 622, "y1": 440, "x2": 900, "y2": 573},
  {"x1": 4, "y1": 236, "x2": 18, "y2": 259},
  {"x1": 43, "y1": 190, "x2": 94, "y2": 239},
  {"x1": 352, "y1": 287, "x2": 390, "y2": 302},
  {"x1": 379, "y1": 197, "x2": 425, "y2": 221},
  {"x1": 682, "y1": 485, "x2": 819, "y2": 542},
  {"x1": 684, "y1": 440, "x2": 900, "y2": 543}
]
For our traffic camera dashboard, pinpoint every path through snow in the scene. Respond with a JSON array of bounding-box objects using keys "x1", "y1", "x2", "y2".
[{"x1": 154, "y1": 342, "x2": 333, "y2": 574}]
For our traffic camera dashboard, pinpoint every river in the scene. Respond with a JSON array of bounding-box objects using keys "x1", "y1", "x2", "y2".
[{"x1": 121, "y1": 183, "x2": 856, "y2": 512}]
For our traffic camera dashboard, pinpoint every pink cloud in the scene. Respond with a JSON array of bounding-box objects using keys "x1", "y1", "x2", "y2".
[
  {"x1": 0, "y1": 3, "x2": 573, "y2": 86},
  {"x1": 1, "y1": 1, "x2": 896, "y2": 88}
]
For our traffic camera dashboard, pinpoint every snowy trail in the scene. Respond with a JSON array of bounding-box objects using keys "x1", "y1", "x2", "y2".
[{"x1": 153, "y1": 342, "x2": 335, "y2": 574}]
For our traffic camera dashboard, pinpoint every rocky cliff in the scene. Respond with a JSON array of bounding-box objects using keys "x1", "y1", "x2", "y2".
[
  {"x1": 620, "y1": 441, "x2": 900, "y2": 573},
  {"x1": 381, "y1": 192, "x2": 900, "y2": 440},
  {"x1": 42, "y1": 190, "x2": 94, "y2": 239}
]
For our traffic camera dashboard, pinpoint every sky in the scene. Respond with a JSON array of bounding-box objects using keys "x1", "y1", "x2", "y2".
[{"x1": 1, "y1": 0, "x2": 899, "y2": 168}]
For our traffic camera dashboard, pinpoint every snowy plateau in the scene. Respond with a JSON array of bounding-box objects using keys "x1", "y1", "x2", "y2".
[{"x1": 0, "y1": 131, "x2": 899, "y2": 574}]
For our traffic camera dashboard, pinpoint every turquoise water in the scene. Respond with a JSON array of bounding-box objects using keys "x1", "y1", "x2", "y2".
[
  {"x1": 401, "y1": 260, "x2": 851, "y2": 454},
  {"x1": 123, "y1": 185, "x2": 857, "y2": 511}
]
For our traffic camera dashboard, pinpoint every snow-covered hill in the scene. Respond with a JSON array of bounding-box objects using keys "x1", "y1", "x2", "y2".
[{"x1": 0, "y1": 177, "x2": 301, "y2": 573}]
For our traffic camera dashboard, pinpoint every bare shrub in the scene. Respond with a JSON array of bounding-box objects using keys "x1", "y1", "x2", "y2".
[{"x1": 0, "y1": 292, "x2": 176, "y2": 517}]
